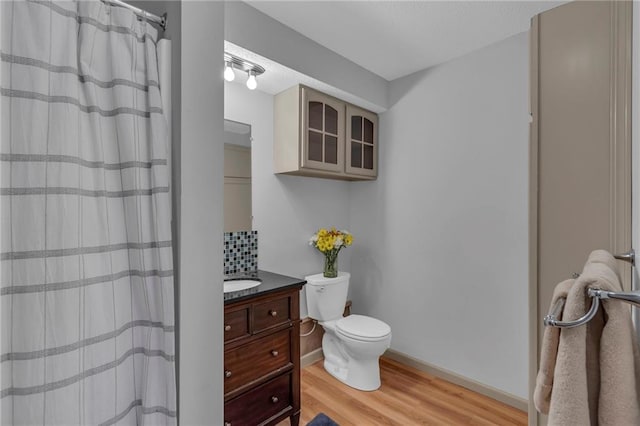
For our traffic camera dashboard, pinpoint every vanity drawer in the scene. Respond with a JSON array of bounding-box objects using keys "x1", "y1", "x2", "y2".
[
  {"x1": 224, "y1": 328, "x2": 291, "y2": 394},
  {"x1": 224, "y1": 308, "x2": 249, "y2": 342},
  {"x1": 224, "y1": 373, "x2": 292, "y2": 426},
  {"x1": 253, "y1": 296, "x2": 291, "y2": 333}
]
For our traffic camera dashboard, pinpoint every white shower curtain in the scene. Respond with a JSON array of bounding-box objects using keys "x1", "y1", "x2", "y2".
[{"x1": 0, "y1": 1, "x2": 176, "y2": 425}]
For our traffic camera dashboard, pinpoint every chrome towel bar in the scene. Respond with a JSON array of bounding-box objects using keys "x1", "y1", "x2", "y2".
[
  {"x1": 544, "y1": 288, "x2": 640, "y2": 328},
  {"x1": 544, "y1": 292, "x2": 601, "y2": 328},
  {"x1": 614, "y1": 249, "x2": 635, "y2": 266},
  {"x1": 543, "y1": 249, "x2": 638, "y2": 328},
  {"x1": 589, "y1": 288, "x2": 640, "y2": 308}
]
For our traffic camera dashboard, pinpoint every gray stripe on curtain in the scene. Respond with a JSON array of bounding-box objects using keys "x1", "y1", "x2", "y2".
[
  {"x1": 1, "y1": 153, "x2": 167, "y2": 169},
  {"x1": 0, "y1": 53, "x2": 160, "y2": 91},
  {"x1": 2, "y1": 240, "x2": 173, "y2": 260},
  {"x1": 0, "y1": 88, "x2": 163, "y2": 117},
  {"x1": 1, "y1": 269, "x2": 174, "y2": 295},
  {"x1": 100, "y1": 400, "x2": 177, "y2": 426},
  {"x1": 1, "y1": 320, "x2": 175, "y2": 362},
  {"x1": 1, "y1": 186, "x2": 170, "y2": 197},
  {"x1": 28, "y1": 0, "x2": 157, "y2": 44},
  {"x1": 1, "y1": 347, "x2": 175, "y2": 397}
]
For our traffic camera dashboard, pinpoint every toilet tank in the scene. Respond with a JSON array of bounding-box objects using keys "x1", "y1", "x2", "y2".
[{"x1": 305, "y1": 272, "x2": 350, "y2": 321}]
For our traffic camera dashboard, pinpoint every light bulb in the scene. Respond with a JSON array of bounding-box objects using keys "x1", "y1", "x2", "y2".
[
  {"x1": 246, "y1": 71, "x2": 257, "y2": 90},
  {"x1": 224, "y1": 62, "x2": 235, "y2": 82}
]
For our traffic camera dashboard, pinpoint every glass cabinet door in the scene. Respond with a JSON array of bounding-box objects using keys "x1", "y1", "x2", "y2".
[
  {"x1": 301, "y1": 88, "x2": 345, "y2": 172},
  {"x1": 345, "y1": 105, "x2": 378, "y2": 177}
]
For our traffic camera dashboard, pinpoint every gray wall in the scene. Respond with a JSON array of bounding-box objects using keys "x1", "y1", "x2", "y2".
[
  {"x1": 179, "y1": 1, "x2": 224, "y2": 424},
  {"x1": 348, "y1": 32, "x2": 530, "y2": 399}
]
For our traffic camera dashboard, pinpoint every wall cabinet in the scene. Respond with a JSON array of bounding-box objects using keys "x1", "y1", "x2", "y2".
[
  {"x1": 301, "y1": 88, "x2": 345, "y2": 173},
  {"x1": 274, "y1": 85, "x2": 378, "y2": 180},
  {"x1": 224, "y1": 286, "x2": 302, "y2": 426},
  {"x1": 346, "y1": 105, "x2": 378, "y2": 178}
]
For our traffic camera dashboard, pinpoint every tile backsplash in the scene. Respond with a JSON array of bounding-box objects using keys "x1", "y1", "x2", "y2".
[{"x1": 224, "y1": 230, "x2": 258, "y2": 275}]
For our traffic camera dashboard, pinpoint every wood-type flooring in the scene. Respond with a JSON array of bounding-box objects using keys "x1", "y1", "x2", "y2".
[{"x1": 278, "y1": 357, "x2": 527, "y2": 426}]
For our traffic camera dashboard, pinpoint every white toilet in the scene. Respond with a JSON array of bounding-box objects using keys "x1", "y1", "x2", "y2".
[{"x1": 305, "y1": 271, "x2": 392, "y2": 391}]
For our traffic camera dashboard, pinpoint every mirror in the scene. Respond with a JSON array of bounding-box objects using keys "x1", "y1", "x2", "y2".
[{"x1": 224, "y1": 119, "x2": 252, "y2": 232}]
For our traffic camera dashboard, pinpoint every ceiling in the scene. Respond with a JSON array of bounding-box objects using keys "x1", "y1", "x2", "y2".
[{"x1": 246, "y1": 0, "x2": 566, "y2": 81}]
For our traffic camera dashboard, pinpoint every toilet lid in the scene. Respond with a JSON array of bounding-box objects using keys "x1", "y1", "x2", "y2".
[{"x1": 336, "y1": 315, "x2": 391, "y2": 340}]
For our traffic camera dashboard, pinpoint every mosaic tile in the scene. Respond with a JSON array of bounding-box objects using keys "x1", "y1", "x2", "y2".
[{"x1": 223, "y1": 230, "x2": 258, "y2": 275}]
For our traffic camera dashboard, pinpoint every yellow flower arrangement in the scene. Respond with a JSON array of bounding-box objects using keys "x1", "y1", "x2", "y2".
[{"x1": 309, "y1": 227, "x2": 353, "y2": 278}]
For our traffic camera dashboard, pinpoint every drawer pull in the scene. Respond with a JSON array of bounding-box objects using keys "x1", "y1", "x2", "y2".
[
  {"x1": 225, "y1": 423, "x2": 231, "y2": 426},
  {"x1": 271, "y1": 396, "x2": 279, "y2": 404},
  {"x1": 271, "y1": 350, "x2": 278, "y2": 357},
  {"x1": 269, "y1": 310, "x2": 278, "y2": 317},
  {"x1": 224, "y1": 325, "x2": 231, "y2": 331},
  {"x1": 225, "y1": 370, "x2": 232, "y2": 378}
]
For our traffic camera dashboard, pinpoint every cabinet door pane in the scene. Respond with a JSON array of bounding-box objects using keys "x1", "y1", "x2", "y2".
[
  {"x1": 325, "y1": 135, "x2": 338, "y2": 164},
  {"x1": 351, "y1": 142, "x2": 362, "y2": 168},
  {"x1": 351, "y1": 116, "x2": 362, "y2": 141},
  {"x1": 308, "y1": 131, "x2": 323, "y2": 161},
  {"x1": 364, "y1": 118, "x2": 374, "y2": 144},
  {"x1": 325, "y1": 105, "x2": 338, "y2": 134},
  {"x1": 363, "y1": 145, "x2": 374, "y2": 169},
  {"x1": 308, "y1": 101, "x2": 323, "y2": 131}
]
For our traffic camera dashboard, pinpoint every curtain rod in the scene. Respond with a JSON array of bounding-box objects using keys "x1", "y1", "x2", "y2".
[{"x1": 102, "y1": 0, "x2": 167, "y2": 30}]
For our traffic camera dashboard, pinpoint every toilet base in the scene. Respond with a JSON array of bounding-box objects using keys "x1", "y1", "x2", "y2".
[
  {"x1": 323, "y1": 355, "x2": 381, "y2": 391},
  {"x1": 321, "y1": 332, "x2": 383, "y2": 391}
]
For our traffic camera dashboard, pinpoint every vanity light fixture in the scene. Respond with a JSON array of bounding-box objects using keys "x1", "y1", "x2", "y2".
[
  {"x1": 224, "y1": 61, "x2": 235, "y2": 82},
  {"x1": 246, "y1": 70, "x2": 257, "y2": 90},
  {"x1": 223, "y1": 52, "x2": 265, "y2": 90}
]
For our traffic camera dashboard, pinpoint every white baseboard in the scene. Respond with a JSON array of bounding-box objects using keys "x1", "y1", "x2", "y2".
[
  {"x1": 301, "y1": 347, "x2": 323, "y2": 368},
  {"x1": 384, "y1": 349, "x2": 528, "y2": 412}
]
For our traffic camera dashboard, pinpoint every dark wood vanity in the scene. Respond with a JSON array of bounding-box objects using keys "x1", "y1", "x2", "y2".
[{"x1": 223, "y1": 271, "x2": 305, "y2": 426}]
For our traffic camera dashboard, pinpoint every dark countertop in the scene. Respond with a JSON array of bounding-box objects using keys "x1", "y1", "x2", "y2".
[{"x1": 224, "y1": 270, "x2": 306, "y2": 304}]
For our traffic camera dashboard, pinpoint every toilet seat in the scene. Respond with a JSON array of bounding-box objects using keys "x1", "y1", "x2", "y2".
[{"x1": 335, "y1": 315, "x2": 391, "y2": 342}]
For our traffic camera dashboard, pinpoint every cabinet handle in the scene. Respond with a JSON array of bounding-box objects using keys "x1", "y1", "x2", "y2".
[
  {"x1": 225, "y1": 423, "x2": 231, "y2": 426},
  {"x1": 271, "y1": 396, "x2": 279, "y2": 404},
  {"x1": 271, "y1": 350, "x2": 278, "y2": 357},
  {"x1": 224, "y1": 325, "x2": 231, "y2": 331},
  {"x1": 225, "y1": 370, "x2": 232, "y2": 378},
  {"x1": 269, "y1": 310, "x2": 277, "y2": 317}
]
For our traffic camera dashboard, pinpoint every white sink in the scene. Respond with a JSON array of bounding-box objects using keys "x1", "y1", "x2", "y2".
[{"x1": 224, "y1": 279, "x2": 262, "y2": 293}]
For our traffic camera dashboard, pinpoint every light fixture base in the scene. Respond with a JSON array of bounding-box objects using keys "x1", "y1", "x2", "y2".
[{"x1": 223, "y1": 53, "x2": 265, "y2": 76}]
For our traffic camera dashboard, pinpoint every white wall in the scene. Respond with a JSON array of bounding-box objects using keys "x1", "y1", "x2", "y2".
[
  {"x1": 180, "y1": 2, "x2": 224, "y2": 424},
  {"x1": 348, "y1": 32, "x2": 530, "y2": 399},
  {"x1": 224, "y1": 82, "x2": 352, "y2": 316}
]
